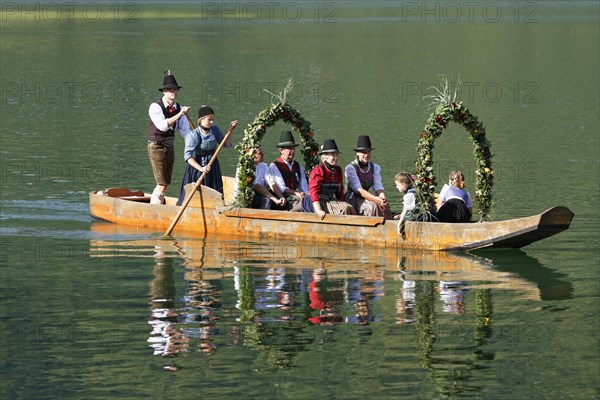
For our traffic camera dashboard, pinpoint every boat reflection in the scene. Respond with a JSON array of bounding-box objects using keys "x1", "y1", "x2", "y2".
[
  {"x1": 90, "y1": 222, "x2": 572, "y2": 379},
  {"x1": 471, "y1": 249, "x2": 574, "y2": 301}
]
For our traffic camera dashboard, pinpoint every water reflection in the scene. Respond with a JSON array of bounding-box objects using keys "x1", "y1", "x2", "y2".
[
  {"x1": 147, "y1": 249, "x2": 179, "y2": 358},
  {"x1": 474, "y1": 250, "x2": 574, "y2": 302},
  {"x1": 182, "y1": 266, "x2": 221, "y2": 356},
  {"x1": 414, "y1": 279, "x2": 496, "y2": 397},
  {"x1": 306, "y1": 267, "x2": 342, "y2": 325},
  {"x1": 90, "y1": 222, "x2": 573, "y2": 381}
]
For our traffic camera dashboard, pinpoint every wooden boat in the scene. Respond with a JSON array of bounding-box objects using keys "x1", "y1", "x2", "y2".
[{"x1": 89, "y1": 176, "x2": 574, "y2": 251}]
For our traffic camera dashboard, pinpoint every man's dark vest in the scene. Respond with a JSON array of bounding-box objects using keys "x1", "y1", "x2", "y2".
[
  {"x1": 148, "y1": 100, "x2": 180, "y2": 143},
  {"x1": 273, "y1": 158, "x2": 301, "y2": 190},
  {"x1": 348, "y1": 160, "x2": 374, "y2": 196}
]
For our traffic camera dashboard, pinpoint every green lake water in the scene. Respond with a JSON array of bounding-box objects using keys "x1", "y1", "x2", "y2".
[{"x1": 1, "y1": 1, "x2": 598, "y2": 399}]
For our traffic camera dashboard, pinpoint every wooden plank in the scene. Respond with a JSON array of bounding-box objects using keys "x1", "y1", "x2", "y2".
[
  {"x1": 222, "y1": 207, "x2": 385, "y2": 227},
  {"x1": 222, "y1": 176, "x2": 236, "y2": 204},
  {"x1": 182, "y1": 183, "x2": 225, "y2": 209}
]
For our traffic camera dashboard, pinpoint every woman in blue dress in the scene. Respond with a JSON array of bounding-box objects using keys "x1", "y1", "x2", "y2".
[{"x1": 177, "y1": 106, "x2": 238, "y2": 206}]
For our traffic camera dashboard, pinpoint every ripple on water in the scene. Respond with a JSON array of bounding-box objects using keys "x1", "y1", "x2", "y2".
[{"x1": 0, "y1": 199, "x2": 92, "y2": 238}]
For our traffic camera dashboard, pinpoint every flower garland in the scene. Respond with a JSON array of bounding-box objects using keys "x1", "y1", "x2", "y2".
[
  {"x1": 234, "y1": 102, "x2": 319, "y2": 207},
  {"x1": 414, "y1": 101, "x2": 494, "y2": 221}
]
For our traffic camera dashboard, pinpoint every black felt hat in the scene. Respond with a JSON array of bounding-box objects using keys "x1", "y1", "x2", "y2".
[
  {"x1": 276, "y1": 131, "x2": 299, "y2": 148},
  {"x1": 353, "y1": 135, "x2": 374, "y2": 152},
  {"x1": 198, "y1": 105, "x2": 215, "y2": 119},
  {"x1": 320, "y1": 139, "x2": 340, "y2": 154},
  {"x1": 158, "y1": 70, "x2": 182, "y2": 92}
]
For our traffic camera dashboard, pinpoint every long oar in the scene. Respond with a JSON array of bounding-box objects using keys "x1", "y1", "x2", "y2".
[
  {"x1": 184, "y1": 113, "x2": 196, "y2": 130},
  {"x1": 163, "y1": 128, "x2": 233, "y2": 236}
]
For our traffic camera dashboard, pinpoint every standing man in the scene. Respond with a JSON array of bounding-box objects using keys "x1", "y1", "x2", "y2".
[
  {"x1": 268, "y1": 131, "x2": 313, "y2": 212},
  {"x1": 147, "y1": 70, "x2": 191, "y2": 205}
]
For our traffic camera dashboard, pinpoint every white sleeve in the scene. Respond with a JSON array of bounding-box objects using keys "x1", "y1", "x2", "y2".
[
  {"x1": 268, "y1": 163, "x2": 286, "y2": 191},
  {"x1": 149, "y1": 102, "x2": 168, "y2": 132},
  {"x1": 255, "y1": 163, "x2": 268, "y2": 186},
  {"x1": 403, "y1": 191, "x2": 416, "y2": 211}
]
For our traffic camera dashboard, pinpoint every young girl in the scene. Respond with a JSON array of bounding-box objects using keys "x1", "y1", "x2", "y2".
[
  {"x1": 436, "y1": 171, "x2": 473, "y2": 222},
  {"x1": 393, "y1": 172, "x2": 417, "y2": 223},
  {"x1": 177, "y1": 106, "x2": 238, "y2": 206}
]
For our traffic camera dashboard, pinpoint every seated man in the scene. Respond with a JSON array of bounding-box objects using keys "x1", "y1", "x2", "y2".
[
  {"x1": 267, "y1": 131, "x2": 313, "y2": 212},
  {"x1": 234, "y1": 146, "x2": 284, "y2": 209}
]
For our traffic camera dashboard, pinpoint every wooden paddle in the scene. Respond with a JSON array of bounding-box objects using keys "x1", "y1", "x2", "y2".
[
  {"x1": 163, "y1": 126, "x2": 234, "y2": 236},
  {"x1": 184, "y1": 113, "x2": 196, "y2": 130}
]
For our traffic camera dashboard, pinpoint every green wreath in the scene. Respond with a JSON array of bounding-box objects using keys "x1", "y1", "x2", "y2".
[
  {"x1": 414, "y1": 100, "x2": 493, "y2": 221},
  {"x1": 234, "y1": 102, "x2": 320, "y2": 208}
]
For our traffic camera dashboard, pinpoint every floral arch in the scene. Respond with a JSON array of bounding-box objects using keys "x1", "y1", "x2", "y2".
[
  {"x1": 414, "y1": 100, "x2": 494, "y2": 221},
  {"x1": 234, "y1": 102, "x2": 319, "y2": 207}
]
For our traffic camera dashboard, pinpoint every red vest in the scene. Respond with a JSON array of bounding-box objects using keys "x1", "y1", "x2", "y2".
[{"x1": 272, "y1": 158, "x2": 301, "y2": 190}]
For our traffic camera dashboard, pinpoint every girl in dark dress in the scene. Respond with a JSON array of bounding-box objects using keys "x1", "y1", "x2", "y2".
[
  {"x1": 436, "y1": 171, "x2": 473, "y2": 222},
  {"x1": 177, "y1": 106, "x2": 238, "y2": 206}
]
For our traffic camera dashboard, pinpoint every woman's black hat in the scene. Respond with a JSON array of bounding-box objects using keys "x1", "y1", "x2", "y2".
[
  {"x1": 198, "y1": 105, "x2": 215, "y2": 119},
  {"x1": 353, "y1": 135, "x2": 374, "y2": 152},
  {"x1": 320, "y1": 139, "x2": 340, "y2": 154}
]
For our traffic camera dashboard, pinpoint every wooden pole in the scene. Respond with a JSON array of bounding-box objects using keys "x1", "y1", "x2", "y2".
[
  {"x1": 184, "y1": 113, "x2": 196, "y2": 130},
  {"x1": 163, "y1": 128, "x2": 234, "y2": 236}
]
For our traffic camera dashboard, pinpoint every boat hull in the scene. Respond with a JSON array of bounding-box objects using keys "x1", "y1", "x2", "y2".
[{"x1": 89, "y1": 185, "x2": 574, "y2": 251}]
